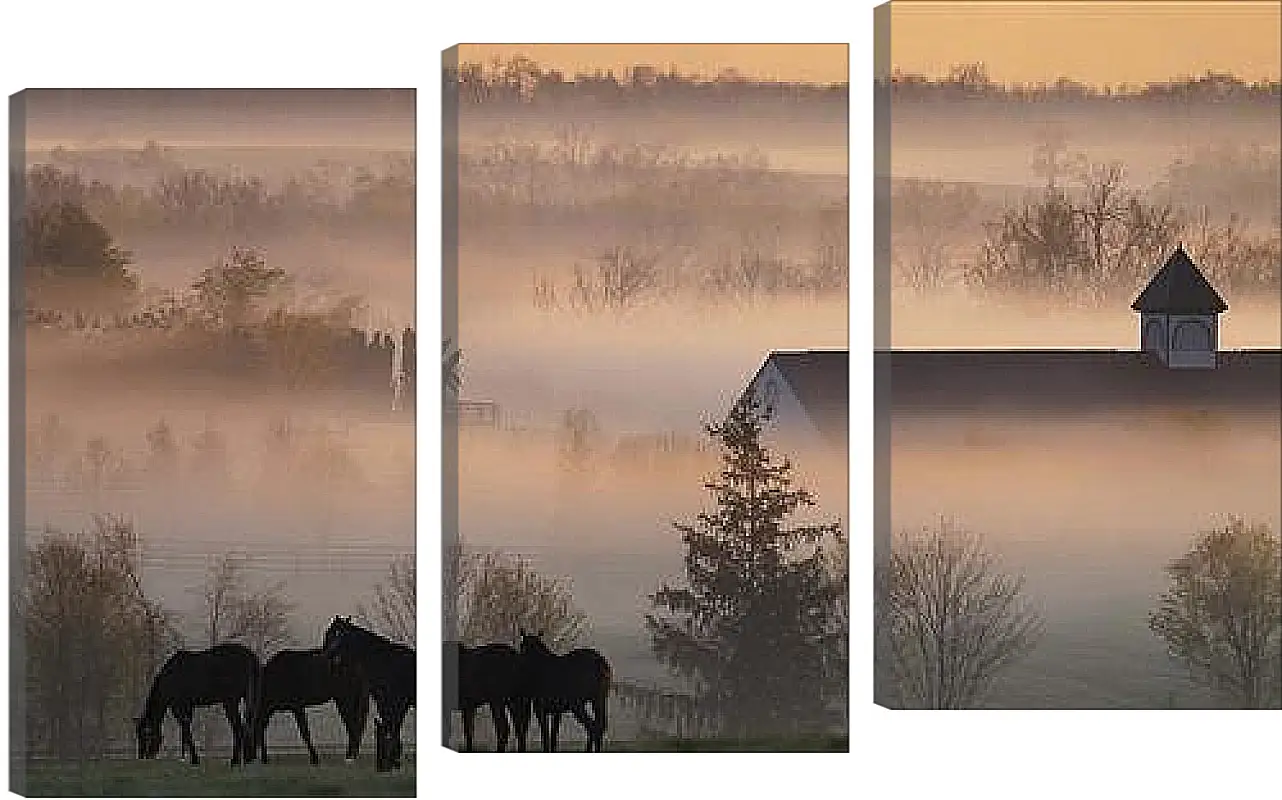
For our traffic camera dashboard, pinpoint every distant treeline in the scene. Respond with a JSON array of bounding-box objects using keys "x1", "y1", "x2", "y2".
[
  {"x1": 460, "y1": 136, "x2": 846, "y2": 245},
  {"x1": 26, "y1": 410, "x2": 388, "y2": 493},
  {"x1": 26, "y1": 302, "x2": 411, "y2": 393},
  {"x1": 446, "y1": 57, "x2": 1278, "y2": 108},
  {"x1": 882, "y1": 64, "x2": 1280, "y2": 106},
  {"x1": 531, "y1": 241, "x2": 848, "y2": 314},
  {"x1": 445, "y1": 56, "x2": 848, "y2": 107},
  {"x1": 14, "y1": 155, "x2": 414, "y2": 237}
]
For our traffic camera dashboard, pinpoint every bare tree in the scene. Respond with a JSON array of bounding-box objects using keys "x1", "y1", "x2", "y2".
[
  {"x1": 20, "y1": 515, "x2": 181, "y2": 759},
  {"x1": 557, "y1": 408, "x2": 601, "y2": 472},
  {"x1": 1071, "y1": 160, "x2": 1178, "y2": 290},
  {"x1": 891, "y1": 179, "x2": 980, "y2": 290},
  {"x1": 72, "y1": 435, "x2": 128, "y2": 491},
  {"x1": 970, "y1": 185, "x2": 1084, "y2": 294},
  {"x1": 1149, "y1": 517, "x2": 1282, "y2": 709},
  {"x1": 969, "y1": 153, "x2": 1178, "y2": 298},
  {"x1": 145, "y1": 417, "x2": 179, "y2": 476},
  {"x1": 358, "y1": 554, "x2": 416, "y2": 644},
  {"x1": 1182, "y1": 207, "x2": 1282, "y2": 295},
  {"x1": 1030, "y1": 125, "x2": 1083, "y2": 192},
  {"x1": 27, "y1": 412, "x2": 73, "y2": 470},
  {"x1": 876, "y1": 518, "x2": 1045, "y2": 709},
  {"x1": 457, "y1": 549, "x2": 588, "y2": 650},
  {"x1": 196, "y1": 553, "x2": 294, "y2": 657},
  {"x1": 595, "y1": 246, "x2": 659, "y2": 311}
]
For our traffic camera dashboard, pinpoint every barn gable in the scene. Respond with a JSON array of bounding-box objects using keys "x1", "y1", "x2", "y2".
[{"x1": 740, "y1": 350, "x2": 848, "y2": 452}]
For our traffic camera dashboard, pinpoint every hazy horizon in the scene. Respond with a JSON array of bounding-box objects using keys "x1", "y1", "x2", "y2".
[
  {"x1": 456, "y1": 43, "x2": 849, "y2": 84},
  {"x1": 891, "y1": 1, "x2": 1281, "y2": 85},
  {"x1": 18, "y1": 88, "x2": 415, "y2": 151}
]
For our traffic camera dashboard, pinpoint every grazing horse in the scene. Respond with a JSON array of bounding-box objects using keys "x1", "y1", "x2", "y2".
[
  {"x1": 443, "y1": 641, "x2": 530, "y2": 752},
  {"x1": 518, "y1": 632, "x2": 611, "y2": 752},
  {"x1": 135, "y1": 643, "x2": 261, "y2": 766},
  {"x1": 254, "y1": 648, "x2": 370, "y2": 765},
  {"x1": 322, "y1": 617, "x2": 415, "y2": 771}
]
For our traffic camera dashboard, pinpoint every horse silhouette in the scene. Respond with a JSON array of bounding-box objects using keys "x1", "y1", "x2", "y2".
[
  {"x1": 444, "y1": 641, "x2": 530, "y2": 752},
  {"x1": 135, "y1": 642, "x2": 260, "y2": 766},
  {"x1": 254, "y1": 648, "x2": 370, "y2": 765},
  {"x1": 518, "y1": 631, "x2": 611, "y2": 752},
  {"x1": 323, "y1": 617, "x2": 414, "y2": 771}
]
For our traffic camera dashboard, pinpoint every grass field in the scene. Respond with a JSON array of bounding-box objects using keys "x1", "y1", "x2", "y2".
[
  {"x1": 18, "y1": 736, "x2": 845, "y2": 794},
  {"x1": 614, "y1": 736, "x2": 848, "y2": 753},
  {"x1": 449, "y1": 736, "x2": 849, "y2": 754},
  {"x1": 18, "y1": 753, "x2": 416, "y2": 797}
]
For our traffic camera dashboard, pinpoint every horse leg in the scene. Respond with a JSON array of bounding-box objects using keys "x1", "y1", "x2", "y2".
[
  {"x1": 509, "y1": 698, "x2": 531, "y2": 752},
  {"x1": 257, "y1": 707, "x2": 273, "y2": 764},
  {"x1": 489, "y1": 701, "x2": 510, "y2": 753},
  {"x1": 241, "y1": 696, "x2": 258, "y2": 765},
  {"x1": 352, "y1": 690, "x2": 370, "y2": 760},
  {"x1": 373, "y1": 719, "x2": 386, "y2": 771},
  {"x1": 223, "y1": 700, "x2": 245, "y2": 766},
  {"x1": 293, "y1": 708, "x2": 320, "y2": 765},
  {"x1": 335, "y1": 698, "x2": 352, "y2": 760},
  {"x1": 461, "y1": 703, "x2": 477, "y2": 753},
  {"x1": 591, "y1": 695, "x2": 607, "y2": 752},
  {"x1": 388, "y1": 705, "x2": 407, "y2": 768},
  {"x1": 176, "y1": 709, "x2": 198, "y2": 766},
  {"x1": 339, "y1": 694, "x2": 367, "y2": 761},
  {"x1": 549, "y1": 710, "x2": 563, "y2": 752},
  {"x1": 373, "y1": 706, "x2": 405, "y2": 770},
  {"x1": 536, "y1": 706, "x2": 552, "y2": 752},
  {"x1": 570, "y1": 703, "x2": 594, "y2": 752}
]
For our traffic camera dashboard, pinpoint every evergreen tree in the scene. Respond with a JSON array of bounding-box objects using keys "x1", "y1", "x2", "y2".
[{"x1": 646, "y1": 393, "x2": 846, "y2": 737}]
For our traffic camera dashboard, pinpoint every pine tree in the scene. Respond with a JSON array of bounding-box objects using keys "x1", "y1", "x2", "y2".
[{"x1": 646, "y1": 392, "x2": 846, "y2": 737}]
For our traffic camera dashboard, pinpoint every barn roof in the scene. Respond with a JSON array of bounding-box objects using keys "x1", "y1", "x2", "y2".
[
  {"x1": 1132, "y1": 246, "x2": 1228, "y2": 314},
  {"x1": 750, "y1": 349, "x2": 848, "y2": 448}
]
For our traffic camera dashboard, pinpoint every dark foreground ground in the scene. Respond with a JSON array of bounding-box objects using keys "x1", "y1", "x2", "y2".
[
  {"x1": 616, "y1": 735, "x2": 847, "y2": 753},
  {"x1": 446, "y1": 736, "x2": 849, "y2": 754},
  {"x1": 18, "y1": 753, "x2": 416, "y2": 797},
  {"x1": 18, "y1": 737, "x2": 844, "y2": 793}
]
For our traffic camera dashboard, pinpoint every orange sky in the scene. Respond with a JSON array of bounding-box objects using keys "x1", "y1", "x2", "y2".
[
  {"x1": 455, "y1": 44, "x2": 849, "y2": 84},
  {"x1": 891, "y1": 1, "x2": 1281, "y2": 85}
]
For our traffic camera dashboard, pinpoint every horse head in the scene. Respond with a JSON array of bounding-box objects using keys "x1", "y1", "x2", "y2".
[
  {"x1": 323, "y1": 616, "x2": 355, "y2": 651},
  {"x1": 518, "y1": 630, "x2": 553, "y2": 659}
]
